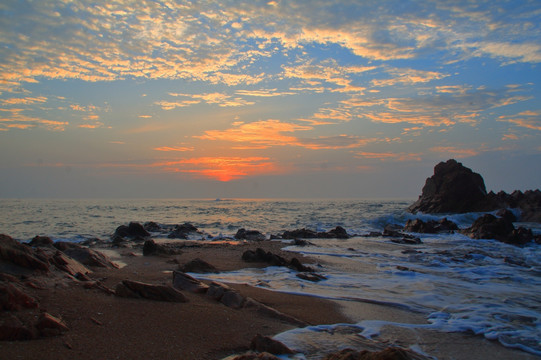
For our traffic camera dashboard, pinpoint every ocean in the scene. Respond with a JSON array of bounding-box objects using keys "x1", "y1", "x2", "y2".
[{"x1": 1, "y1": 198, "x2": 540, "y2": 357}]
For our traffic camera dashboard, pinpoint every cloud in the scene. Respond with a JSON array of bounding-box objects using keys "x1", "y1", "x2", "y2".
[
  {"x1": 468, "y1": 41, "x2": 541, "y2": 64},
  {"x1": 159, "y1": 92, "x2": 255, "y2": 108},
  {"x1": 429, "y1": 146, "x2": 480, "y2": 158},
  {"x1": 153, "y1": 146, "x2": 194, "y2": 152},
  {"x1": 235, "y1": 89, "x2": 295, "y2": 97},
  {"x1": 2, "y1": 96, "x2": 47, "y2": 105},
  {"x1": 354, "y1": 152, "x2": 423, "y2": 162},
  {"x1": 498, "y1": 111, "x2": 541, "y2": 131},
  {"x1": 372, "y1": 68, "x2": 447, "y2": 87}
]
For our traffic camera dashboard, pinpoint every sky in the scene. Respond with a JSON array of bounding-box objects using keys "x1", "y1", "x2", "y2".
[{"x1": 1, "y1": 0, "x2": 540, "y2": 199}]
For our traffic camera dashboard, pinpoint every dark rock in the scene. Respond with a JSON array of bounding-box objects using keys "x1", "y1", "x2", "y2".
[
  {"x1": 115, "y1": 280, "x2": 187, "y2": 302},
  {"x1": 408, "y1": 159, "x2": 541, "y2": 222},
  {"x1": 36, "y1": 312, "x2": 69, "y2": 337},
  {"x1": 48, "y1": 250, "x2": 91, "y2": 276},
  {"x1": 250, "y1": 334, "x2": 294, "y2": 355},
  {"x1": 326, "y1": 226, "x2": 349, "y2": 239},
  {"x1": 281, "y1": 228, "x2": 318, "y2": 239},
  {"x1": 235, "y1": 228, "x2": 266, "y2": 241},
  {"x1": 220, "y1": 290, "x2": 245, "y2": 309},
  {"x1": 28, "y1": 236, "x2": 54, "y2": 247},
  {"x1": 281, "y1": 227, "x2": 350, "y2": 239},
  {"x1": 382, "y1": 225, "x2": 422, "y2": 244},
  {"x1": 53, "y1": 242, "x2": 118, "y2": 269},
  {"x1": 168, "y1": 223, "x2": 198, "y2": 239},
  {"x1": 496, "y1": 209, "x2": 517, "y2": 223},
  {"x1": 180, "y1": 258, "x2": 218, "y2": 273},
  {"x1": 142, "y1": 240, "x2": 181, "y2": 256},
  {"x1": 241, "y1": 248, "x2": 288, "y2": 267},
  {"x1": 0, "y1": 314, "x2": 37, "y2": 341},
  {"x1": 172, "y1": 271, "x2": 209, "y2": 293},
  {"x1": 289, "y1": 257, "x2": 314, "y2": 272},
  {"x1": 113, "y1": 222, "x2": 150, "y2": 239},
  {"x1": 296, "y1": 272, "x2": 326, "y2": 282},
  {"x1": 206, "y1": 281, "x2": 231, "y2": 301},
  {"x1": 143, "y1": 221, "x2": 162, "y2": 233},
  {"x1": 292, "y1": 239, "x2": 313, "y2": 246},
  {"x1": 0, "y1": 282, "x2": 39, "y2": 311},
  {"x1": 408, "y1": 159, "x2": 489, "y2": 214},
  {"x1": 322, "y1": 346, "x2": 418, "y2": 360},
  {"x1": 0, "y1": 234, "x2": 50, "y2": 272},
  {"x1": 462, "y1": 214, "x2": 534, "y2": 245},
  {"x1": 228, "y1": 352, "x2": 280, "y2": 360},
  {"x1": 403, "y1": 218, "x2": 458, "y2": 233}
]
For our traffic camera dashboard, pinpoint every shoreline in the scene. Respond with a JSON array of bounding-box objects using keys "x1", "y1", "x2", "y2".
[{"x1": 1, "y1": 238, "x2": 539, "y2": 359}]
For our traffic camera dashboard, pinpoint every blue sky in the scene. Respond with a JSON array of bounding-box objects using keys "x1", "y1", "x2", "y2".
[{"x1": 1, "y1": 0, "x2": 540, "y2": 198}]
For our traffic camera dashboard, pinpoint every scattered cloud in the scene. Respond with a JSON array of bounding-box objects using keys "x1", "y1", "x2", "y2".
[
  {"x1": 355, "y1": 152, "x2": 423, "y2": 162},
  {"x1": 153, "y1": 146, "x2": 195, "y2": 152},
  {"x1": 498, "y1": 111, "x2": 541, "y2": 131},
  {"x1": 429, "y1": 146, "x2": 480, "y2": 158}
]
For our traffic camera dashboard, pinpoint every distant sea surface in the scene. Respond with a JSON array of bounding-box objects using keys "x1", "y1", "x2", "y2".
[{"x1": 1, "y1": 198, "x2": 540, "y2": 357}]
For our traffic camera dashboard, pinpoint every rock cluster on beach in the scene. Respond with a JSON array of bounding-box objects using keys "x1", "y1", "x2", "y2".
[
  {"x1": 408, "y1": 159, "x2": 541, "y2": 222},
  {"x1": 407, "y1": 159, "x2": 541, "y2": 245}
]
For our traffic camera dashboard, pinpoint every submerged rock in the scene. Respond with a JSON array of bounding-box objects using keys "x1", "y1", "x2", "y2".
[
  {"x1": 281, "y1": 226, "x2": 350, "y2": 239},
  {"x1": 168, "y1": 223, "x2": 199, "y2": 239},
  {"x1": 403, "y1": 218, "x2": 458, "y2": 234}
]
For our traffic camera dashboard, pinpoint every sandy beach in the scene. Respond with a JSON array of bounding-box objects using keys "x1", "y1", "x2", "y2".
[{"x1": 1, "y1": 238, "x2": 538, "y2": 360}]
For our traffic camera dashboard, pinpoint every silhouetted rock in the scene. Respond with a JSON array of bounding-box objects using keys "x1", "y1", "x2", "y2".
[
  {"x1": 403, "y1": 218, "x2": 458, "y2": 233},
  {"x1": 168, "y1": 223, "x2": 198, "y2": 239},
  {"x1": 408, "y1": 159, "x2": 488, "y2": 214},
  {"x1": 142, "y1": 240, "x2": 182, "y2": 256},
  {"x1": 113, "y1": 222, "x2": 150, "y2": 239},
  {"x1": 462, "y1": 214, "x2": 534, "y2": 245},
  {"x1": 281, "y1": 227, "x2": 350, "y2": 239},
  {"x1": 235, "y1": 228, "x2": 266, "y2": 241},
  {"x1": 28, "y1": 236, "x2": 54, "y2": 247}
]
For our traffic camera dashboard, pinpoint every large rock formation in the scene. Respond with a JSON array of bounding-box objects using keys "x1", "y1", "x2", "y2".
[
  {"x1": 408, "y1": 159, "x2": 488, "y2": 214},
  {"x1": 408, "y1": 159, "x2": 541, "y2": 222}
]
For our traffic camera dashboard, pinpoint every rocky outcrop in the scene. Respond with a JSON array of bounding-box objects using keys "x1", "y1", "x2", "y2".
[
  {"x1": 172, "y1": 271, "x2": 209, "y2": 293},
  {"x1": 281, "y1": 226, "x2": 349, "y2": 239},
  {"x1": 168, "y1": 223, "x2": 199, "y2": 239},
  {"x1": 53, "y1": 242, "x2": 118, "y2": 269},
  {"x1": 403, "y1": 218, "x2": 458, "y2": 234},
  {"x1": 142, "y1": 240, "x2": 182, "y2": 256},
  {"x1": 113, "y1": 222, "x2": 150, "y2": 240},
  {"x1": 115, "y1": 280, "x2": 187, "y2": 302},
  {"x1": 461, "y1": 214, "x2": 534, "y2": 245},
  {"x1": 235, "y1": 229, "x2": 266, "y2": 241},
  {"x1": 408, "y1": 159, "x2": 541, "y2": 222},
  {"x1": 0, "y1": 234, "x2": 50, "y2": 272},
  {"x1": 408, "y1": 159, "x2": 489, "y2": 214}
]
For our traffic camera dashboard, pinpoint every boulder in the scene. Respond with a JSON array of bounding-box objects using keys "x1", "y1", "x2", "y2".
[
  {"x1": 281, "y1": 228, "x2": 318, "y2": 239},
  {"x1": 220, "y1": 289, "x2": 245, "y2": 309},
  {"x1": 142, "y1": 240, "x2": 182, "y2": 256},
  {"x1": 113, "y1": 222, "x2": 150, "y2": 239},
  {"x1": 322, "y1": 347, "x2": 419, "y2": 360},
  {"x1": 235, "y1": 228, "x2": 266, "y2": 241},
  {"x1": 180, "y1": 258, "x2": 218, "y2": 273},
  {"x1": 168, "y1": 223, "x2": 198, "y2": 239},
  {"x1": 53, "y1": 242, "x2": 118, "y2": 269},
  {"x1": 403, "y1": 218, "x2": 458, "y2": 234},
  {"x1": 250, "y1": 334, "x2": 294, "y2": 355},
  {"x1": 115, "y1": 280, "x2": 187, "y2": 302},
  {"x1": 172, "y1": 271, "x2": 209, "y2": 293},
  {"x1": 0, "y1": 282, "x2": 39, "y2": 311},
  {"x1": 326, "y1": 226, "x2": 349, "y2": 239},
  {"x1": 28, "y1": 236, "x2": 54, "y2": 247},
  {"x1": 0, "y1": 234, "x2": 49, "y2": 272},
  {"x1": 36, "y1": 312, "x2": 69, "y2": 337},
  {"x1": 408, "y1": 159, "x2": 489, "y2": 214},
  {"x1": 143, "y1": 221, "x2": 162, "y2": 233},
  {"x1": 242, "y1": 248, "x2": 288, "y2": 266},
  {"x1": 462, "y1": 214, "x2": 534, "y2": 245}
]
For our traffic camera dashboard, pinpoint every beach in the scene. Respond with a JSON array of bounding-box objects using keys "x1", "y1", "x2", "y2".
[{"x1": 1, "y1": 238, "x2": 538, "y2": 360}]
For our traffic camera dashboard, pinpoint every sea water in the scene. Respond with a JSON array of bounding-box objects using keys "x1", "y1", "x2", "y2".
[{"x1": 0, "y1": 198, "x2": 540, "y2": 357}]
